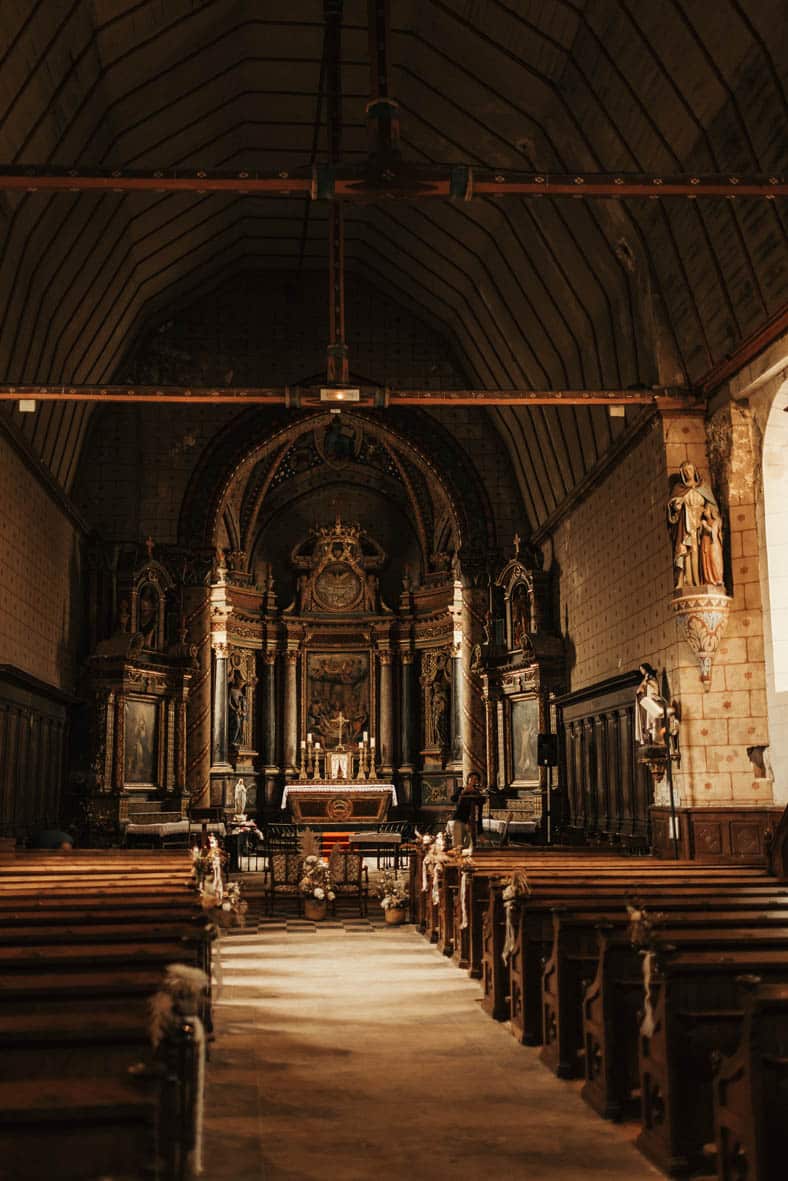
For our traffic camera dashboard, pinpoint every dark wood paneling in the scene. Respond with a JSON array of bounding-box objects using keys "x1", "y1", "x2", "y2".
[
  {"x1": 0, "y1": 666, "x2": 73, "y2": 840},
  {"x1": 557, "y1": 671, "x2": 651, "y2": 850},
  {"x1": 652, "y1": 806, "x2": 785, "y2": 864}
]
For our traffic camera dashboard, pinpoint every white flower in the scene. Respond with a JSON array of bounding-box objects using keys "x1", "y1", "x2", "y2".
[
  {"x1": 305, "y1": 855, "x2": 318, "y2": 865},
  {"x1": 221, "y1": 901, "x2": 232, "y2": 911},
  {"x1": 314, "y1": 887, "x2": 325, "y2": 900},
  {"x1": 327, "y1": 891, "x2": 336, "y2": 901}
]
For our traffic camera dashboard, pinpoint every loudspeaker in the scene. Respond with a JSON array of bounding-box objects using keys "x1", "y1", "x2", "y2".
[{"x1": 537, "y1": 732, "x2": 558, "y2": 767}]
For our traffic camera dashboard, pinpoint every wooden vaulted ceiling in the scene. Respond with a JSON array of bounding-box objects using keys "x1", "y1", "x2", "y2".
[{"x1": 0, "y1": 0, "x2": 786, "y2": 532}]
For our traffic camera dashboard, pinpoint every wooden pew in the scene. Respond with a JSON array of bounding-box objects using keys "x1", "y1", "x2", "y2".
[
  {"x1": 480, "y1": 875, "x2": 785, "y2": 1026},
  {"x1": 713, "y1": 978, "x2": 788, "y2": 1181},
  {"x1": 449, "y1": 853, "x2": 774, "y2": 982},
  {"x1": 0, "y1": 850, "x2": 210, "y2": 1179},
  {"x1": 508, "y1": 893, "x2": 788, "y2": 1049},
  {"x1": 582, "y1": 911, "x2": 788, "y2": 1121},
  {"x1": 636, "y1": 946, "x2": 788, "y2": 1176},
  {"x1": 541, "y1": 917, "x2": 788, "y2": 1081}
]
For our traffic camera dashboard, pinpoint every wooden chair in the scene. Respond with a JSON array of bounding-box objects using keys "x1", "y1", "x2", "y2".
[
  {"x1": 328, "y1": 849, "x2": 369, "y2": 917},
  {"x1": 266, "y1": 852, "x2": 304, "y2": 916}
]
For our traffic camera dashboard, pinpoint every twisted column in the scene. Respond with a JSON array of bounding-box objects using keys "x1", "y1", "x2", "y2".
[
  {"x1": 184, "y1": 585, "x2": 211, "y2": 808},
  {"x1": 461, "y1": 582, "x2": 486, "y2": 781},
  {"x1": 211, "y1": 642, "x2": 231, "y2": 769},
  {"x1": 283, "y1": 648, "x2": 299, "y2": 775},
  {"x1": 399, "y1": 651, "x2": 414, "y2": 770},
  {"x1": 378, "y1": 649, "x2": 393, "y2": 775}
]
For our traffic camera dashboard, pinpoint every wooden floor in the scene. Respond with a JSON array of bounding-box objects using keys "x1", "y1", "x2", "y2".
[{"x1": 204, "y1": 912, "x2": 660, "y2": 1181}]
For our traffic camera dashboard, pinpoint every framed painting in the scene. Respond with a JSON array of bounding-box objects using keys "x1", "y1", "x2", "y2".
[
  {"x1": 510, "y1": 696, "x2": 539, "y2": 786},
  {"x1": 305, "y1": 653, "x2": 370, "y2": 749},
  {"x1": 124, "y1": 698, "x2": 158, "y2": 786}
]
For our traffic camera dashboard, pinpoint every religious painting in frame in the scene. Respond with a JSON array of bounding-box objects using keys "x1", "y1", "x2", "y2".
[
  {"x1": 510, "y1": 695, "x2": 539, "y2": 786},
  {"x1": 305, "y1": 653, "x2": 370, "y2": 749},
  {"x1": 124, "y1": 698, "x2": 158, "y2": 786}
]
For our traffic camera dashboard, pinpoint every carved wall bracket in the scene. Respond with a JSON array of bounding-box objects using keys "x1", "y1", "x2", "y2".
[{"x1": 671, "y1": 587, "x2": 733, "y2": 690}]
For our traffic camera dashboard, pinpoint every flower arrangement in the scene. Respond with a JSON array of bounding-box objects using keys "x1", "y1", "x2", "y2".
[
  {"x1": 191, "y1": 835, "x2": 228, "y2": 907},
  {"x1": 378, "y1": 869, "x2": 409, "y2": 912},
  {"x1": 298, "y1": 854, "x2": 336, "y2": 903}
]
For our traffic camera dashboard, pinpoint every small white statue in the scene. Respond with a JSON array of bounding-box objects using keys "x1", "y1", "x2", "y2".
[{"x1": 233, "y1": 777, "x2": 247, "y2": 820}]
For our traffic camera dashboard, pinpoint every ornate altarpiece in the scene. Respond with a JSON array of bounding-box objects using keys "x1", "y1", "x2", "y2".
[
  {"x1": 475, "y1": 543, "x2": 565, "y2": 830},
  {"x1": 83, "y1": 551, "x2": 195, "y2": 837}
]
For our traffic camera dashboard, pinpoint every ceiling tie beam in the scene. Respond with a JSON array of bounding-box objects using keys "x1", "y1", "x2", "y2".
[
  {"x1": 0, "y1": 386, "x2": 701, "y2": 410},
  {"x1": 0, "y1": 166, "x2": 783, "y2": 200}
]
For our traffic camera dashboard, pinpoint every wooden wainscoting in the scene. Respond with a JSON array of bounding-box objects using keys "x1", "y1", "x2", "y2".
[
  {"x1": 556, "y1": 672, "x2": 652, "y2": 851},
  {"x1": 651, "y1": 805, "x2": 785, "y2": 863},
  {"x1": 0, "y1": 666, "x2": 75, "y2": 841}
]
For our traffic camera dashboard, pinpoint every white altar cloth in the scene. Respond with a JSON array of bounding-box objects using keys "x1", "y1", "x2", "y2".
[{"x1": 281, "y1": 783, "x2": 398, "y2": 809}]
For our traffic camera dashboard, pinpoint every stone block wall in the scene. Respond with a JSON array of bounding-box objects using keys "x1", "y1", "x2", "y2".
[
  {"x1": 548, "y1": 415, "x2": 677, "y2": 693},
  {"x1": 0, "y1": 432, "x2": 83, "y2": 692},
  {"x1": 549, "y1": 405, "x2": 774, "y2": 812}
]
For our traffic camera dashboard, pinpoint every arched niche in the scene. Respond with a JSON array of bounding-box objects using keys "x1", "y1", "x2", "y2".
[
  {"x1": 249, "y1": 480, "x2": 423, "y2": 609},
  {"x1": 177, "y1": 406, "x2": 497, "y2": 564}
]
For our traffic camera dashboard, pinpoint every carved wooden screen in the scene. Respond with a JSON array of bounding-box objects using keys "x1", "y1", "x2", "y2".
[{"x1": 557, "y1": 672, "x2": 652, "y2": 849}]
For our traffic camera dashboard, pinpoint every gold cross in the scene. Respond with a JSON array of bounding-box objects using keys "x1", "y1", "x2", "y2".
[{"x1": 513, "y1": 532, "x2": 521, "y2": 557}]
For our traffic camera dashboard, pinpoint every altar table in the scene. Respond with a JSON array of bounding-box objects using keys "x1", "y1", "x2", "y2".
[{"x1": 281, "y1": 783, "x2": 397, "y2": 824}]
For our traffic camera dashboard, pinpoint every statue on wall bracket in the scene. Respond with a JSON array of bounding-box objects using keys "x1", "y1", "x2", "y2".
[{"x1": 667, "y1": 461, "x2": 733, "y2": 690}]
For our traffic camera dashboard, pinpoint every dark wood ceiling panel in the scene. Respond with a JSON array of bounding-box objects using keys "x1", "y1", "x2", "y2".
[{"x1": 0, "y1": 0, "x2": 784, "y2": 532}]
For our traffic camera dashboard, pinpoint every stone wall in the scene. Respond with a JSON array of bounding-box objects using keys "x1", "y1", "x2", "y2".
[
  {"x1": 549, "y1": 405, "x2": 775, "y2": 813},
  {"x1": 0, "y1": 430, "x2": 83, "y2": 692},
  {"x1": 548, "y1": 415, "x2": 676, "y2": 693}
]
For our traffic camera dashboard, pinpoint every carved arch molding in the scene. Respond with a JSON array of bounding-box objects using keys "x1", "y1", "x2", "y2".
[{"x1": 178, "y1": 408, "x2": 498, "y2": 563}]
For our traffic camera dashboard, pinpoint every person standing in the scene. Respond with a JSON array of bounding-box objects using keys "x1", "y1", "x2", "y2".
[{"x1": 450, "y1": 771, "x2": 485, "y2": 849}]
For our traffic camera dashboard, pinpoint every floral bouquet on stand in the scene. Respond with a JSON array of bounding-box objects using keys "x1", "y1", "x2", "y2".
[
  {"x1": 190, "y1": 835, "x2": 230, "y2": 907},
  {"x1": 298, "y1": 855, "x2": 336, "y2": 919},
  {"x1": 377, "y1": 869, "x2": 409, "y2": 924}
]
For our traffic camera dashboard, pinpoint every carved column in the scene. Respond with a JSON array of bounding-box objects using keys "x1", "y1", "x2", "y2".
[
  {"x1": 283, "y1": 648, "x2": 299, "y2": 776},
  {"x1": 263, "y1": 649, "x2": 278, "y2": 769},
  {"x1": 211, "y1": 642, "x2": 231, "y2": 770},
  {"x1": 482, "y1": 678, "x2": 499, "y2": 790},
  {"x1": 461, "y1": 581, "x2": 486, "y2": 780},
  {"x1": 175, "y1": 687, "x2": 188, "y2": 810},
  {"x1": 184, "y1": 583, "x2": 211, "y2": 809},
  {"x1": 112, "y1": 693, "x2": 126, "y2": 791},
  {"x1": 399, "y1": 650, "x2": 414, "y2": 807},
  {"x1": 450, "y1": 644, "x2": 464, "y2": 767},
  {"x1": 377, "y1": 649, "x2": 394, "y2": 776},
  {"x1": 399, "y1": 651, "x2": 414, "y2": 771},
  {"x1": 496, "y1": 699, "x2": 506, "y2": 788}
]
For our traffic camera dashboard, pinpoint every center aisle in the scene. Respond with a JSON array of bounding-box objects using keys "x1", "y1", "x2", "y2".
[{"x1": 204, "y1": 916, "x2": 659, "y2": 1181}]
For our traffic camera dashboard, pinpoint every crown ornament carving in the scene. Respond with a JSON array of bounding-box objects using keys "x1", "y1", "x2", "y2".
[{"x1": 290, "y1": 517, "x2": 386, "y2": 614}]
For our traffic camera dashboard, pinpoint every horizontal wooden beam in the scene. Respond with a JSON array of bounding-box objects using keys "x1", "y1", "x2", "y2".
[
  {"x1": 0, "y1": 385, "x2": 701, "y2": 410},
  {"x1": 0, "y1": 165, "x2": 783, "y2": 200}
]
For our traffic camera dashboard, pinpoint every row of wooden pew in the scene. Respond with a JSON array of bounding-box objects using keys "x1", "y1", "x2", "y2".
[
  {"x1": 0, "y1": 848, "x2": 216, "y2": 1181},
  {"x1": 410, "y1": 842, "x2": 788, "y2": 1178}
]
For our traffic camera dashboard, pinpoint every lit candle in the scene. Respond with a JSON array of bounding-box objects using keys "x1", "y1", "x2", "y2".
[
  {"x1": 315, "y1": 742, "x2": 321, "y2": 751},
  {"x1": 307, "y1": 732, "x2": 313, "y2": 743},
  {"x1": 370, "y1": 736, "x2": 376, "y2": 748},
  {"x1": 300, "y1": 740, "x2": 306, "y2": 749},
  {"x1": 358, "y1": 740, "x2": 363, "y2": 750},
  {"x1": 363, "y1": 730, "x2": 368, "y2": 743}
]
